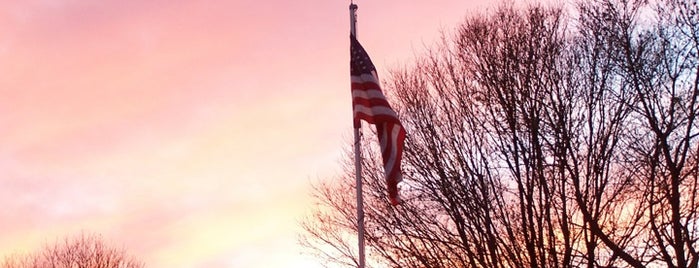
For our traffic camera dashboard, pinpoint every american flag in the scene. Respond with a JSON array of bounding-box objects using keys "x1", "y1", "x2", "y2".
[{"x1": 350, "y1": 34, "x2": 406, "y2": 206}]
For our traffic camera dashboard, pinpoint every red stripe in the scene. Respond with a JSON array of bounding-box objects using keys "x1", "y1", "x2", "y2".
[
  {"x1": 352, "y1": 95, "x2": 393, "y2": 109},
  {"x1": 354, "y1": 111, "x2": 401, "y2": 125},
  {"x1": 351, "y1": 81, "x2": 381, "y2": 90}
]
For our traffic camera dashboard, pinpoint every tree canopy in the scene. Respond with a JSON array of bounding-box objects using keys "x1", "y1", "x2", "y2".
[{"x1": 1, "y1": 233, "x2": 143, "y2": 268}]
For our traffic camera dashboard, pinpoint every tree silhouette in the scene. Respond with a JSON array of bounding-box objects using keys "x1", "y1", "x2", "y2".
[
  {"x1": 301, "y1": 0, "x2": 699, "y2": 267},
  {"x1": 1, "y1": 233, "x2": 144, "y2": 268}
]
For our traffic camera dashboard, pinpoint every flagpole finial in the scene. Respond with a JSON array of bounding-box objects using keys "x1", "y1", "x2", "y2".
[{"x1": 349, "y1": 2, "x2": 358, "y2": 36}]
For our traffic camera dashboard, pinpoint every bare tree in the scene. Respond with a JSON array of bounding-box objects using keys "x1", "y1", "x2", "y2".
[
  {"x1": 1, "y1": 233, "x2": 144, "y2": 268},
  {"x1": 573, "y1": 0, "x2": 699, "y2": 267},
  {"x1": 301, "y1": 0, "x2": 699, "y2": 267}
]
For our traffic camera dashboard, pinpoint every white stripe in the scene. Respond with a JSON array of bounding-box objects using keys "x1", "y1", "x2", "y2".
[
  {"x1": 382, "y1": 124, "x2": 401, "y2": 179},
  {"x1": 353, "y1": 105, "x2": 400, "y2": 118},
  {"x1": 379, "y1": 123, "x2": 389, "y2": 153},
  {"x1": 351, "y1": 89, "x2": 388, "y2": 100},
  {"x1": 351, "y1": 73, "x2": 379, "y2": 84}
]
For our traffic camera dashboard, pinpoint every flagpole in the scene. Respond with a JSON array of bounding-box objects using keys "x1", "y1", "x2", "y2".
[{"x1": 349, "y1": 2, "x2": 366, "y2": 268}]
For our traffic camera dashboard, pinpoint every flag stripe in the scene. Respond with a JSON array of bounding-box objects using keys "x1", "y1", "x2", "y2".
[
  {"x1": 353, "y1": 96, "x2": 393, "y2": 111},
  {"x1": 351, "y1": 85, "x2": 391, "y2": 101},
  {"x1": 354, "y1": 109, "x2": 399, "y2": 120},
  {"x1": 351, "y1": 73, "x2": 379, "y2": 84},
  {"x1": 350, "y1": 34, "x2": 406, "y2": 206}
]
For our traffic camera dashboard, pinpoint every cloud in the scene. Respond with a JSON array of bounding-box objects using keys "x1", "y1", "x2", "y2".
[{"x1": 0, "y1": 0, "x2": 494, "y2": 266}]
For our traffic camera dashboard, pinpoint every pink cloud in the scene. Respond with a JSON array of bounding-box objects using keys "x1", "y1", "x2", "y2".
[{"x1": 0, "y1": 0, "x2": 493, "y2": 267}]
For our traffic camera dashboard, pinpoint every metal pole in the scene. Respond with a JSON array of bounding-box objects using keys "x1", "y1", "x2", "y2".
[{"x1": 349, "y1": 3, "x2": 365, "y2": 268}]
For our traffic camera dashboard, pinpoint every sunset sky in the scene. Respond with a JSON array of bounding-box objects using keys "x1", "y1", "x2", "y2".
[{"x1": 0, "y1": 1, "x2": 488, "y2": 267}]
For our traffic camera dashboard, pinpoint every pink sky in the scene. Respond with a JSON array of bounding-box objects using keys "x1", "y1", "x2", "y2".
[{"x1": 0, "y1": 1, "x2": 488, "y2": 267}]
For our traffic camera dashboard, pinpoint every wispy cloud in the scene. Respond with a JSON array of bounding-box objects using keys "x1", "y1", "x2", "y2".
[{"x1": 0, "y1": 0, "x2": 487, "y2": 266}]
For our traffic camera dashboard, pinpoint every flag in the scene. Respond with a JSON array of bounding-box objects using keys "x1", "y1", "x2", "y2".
[{"x1": 350, "y1": 34, "x2": 407, "y2": 206}]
